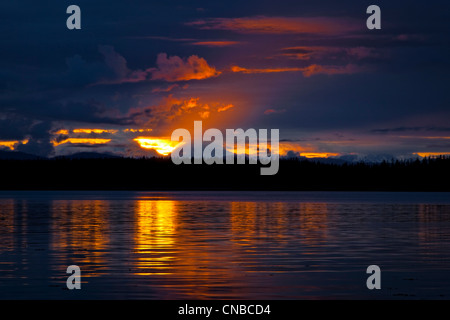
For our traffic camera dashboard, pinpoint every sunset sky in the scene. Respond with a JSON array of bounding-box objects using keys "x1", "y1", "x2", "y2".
[{"x1": 0, "y1": 0, "x2": 449, "y2": 159}]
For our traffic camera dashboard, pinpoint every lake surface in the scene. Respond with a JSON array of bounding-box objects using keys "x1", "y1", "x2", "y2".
[{"x1": 0, "y1": 191, "x2": 450, "y2": 299}]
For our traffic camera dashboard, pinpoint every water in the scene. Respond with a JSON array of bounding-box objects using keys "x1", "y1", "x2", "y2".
[{"x1": 0, "y1": 191, "x2": 450, "y2": 299}]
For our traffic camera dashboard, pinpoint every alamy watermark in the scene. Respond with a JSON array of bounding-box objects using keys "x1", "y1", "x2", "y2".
[
  {"x1": 366, "y1": 265, "x2": 381, "y2": 290},
  {"x1": 170, "y1": 121, "x2": 280, "y2": 175},
  {"x1": 66, "y1": 265, "x2": 81, "y2": 290}
]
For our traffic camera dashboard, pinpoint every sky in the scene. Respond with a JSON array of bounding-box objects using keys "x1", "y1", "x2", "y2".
[{"x1": 0, "y1": 0, "x2": 449, "y2": 159}]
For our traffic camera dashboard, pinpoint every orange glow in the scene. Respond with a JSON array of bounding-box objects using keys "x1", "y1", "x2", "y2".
[
  {"x1": 226, "y1": 143, "x2": 260, "y2": 157},
  {"x1": 51, "y1": 200, "x2": 110, "y2": 277},
  {"x1": 414, "y1": 152, "x2": 450, "y2": 158},
  {"x1": 279, "y1": 142, "x2": 311, "y2": 155},
  {"x1": 217, "y1": 104, "x2": 234, "y2": 112},
  {"x1": 231, "y1": 64, "x2": 360, "y2": 77},
  {"x1": 191, "y1": 41, "x2": 239, "y2": 47},
  {"x1": 187, "y1": 16, "x2": 357, "y2": 35},
  {"x1": 298, "y1": 203, "x2": 329, "y2": 246},
  {"x1": 151, "y1": 53, "x2": 221, "y2": 82},
  {"x1": 226, "y1": 141, "x2": 338, "y2": 158},
  {"x1": 124, "y1": 128, "x2": 153, "y2": 133},
  {"x1": 73, "y1": 129, "x2": 119, "y2": 134},
  {"x1": 134, "y1": 200, "x2": 177, "y2": 275},
  {"x1": 0, "y1": 139, "x2": 28, "y2": 150},
  {"x1": 134, "y1": 137, "x2": 183, "y2": 156},
  {"x1": 55, "y1": 129, "x2": 69, "y2": 135},
  {"x1": 52, "y1": 138, "x2": 111, "y2": 146},
  {"x1": 0, "y1": 200, "x2": 15, "y2": 254},
  {"x1": 300, "y1": 152, "x2": 339, "y2": 158},
  {"x1": 0, "y1": 141, "x2": 19, "y2": 150},
  {"x1": 231, "y1": 65, "x2": 303, "y2": 74}
]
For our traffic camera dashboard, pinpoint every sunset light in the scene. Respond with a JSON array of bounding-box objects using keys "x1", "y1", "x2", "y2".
[
  {"x1": 0, "y1": 141, "x2": 19, "y2": 150},
  {"x1": 414, "y1": 152, "x2": 450, "y2": 158},
  {"x1": 1, "y1": 0, "x2": 450, "y2": 304},
  {"x1": 52, "y1": 138, "x2": 112, "y2": 147},
  {"x1": 134, "y1": 137, "x2": 182, "y2": 156},
  {"x1": 300, "y1": 153, "x2": 340, "y2": 158},
  {"x1": 73, "y1": 129, "x2": 119, "y2": 134}
]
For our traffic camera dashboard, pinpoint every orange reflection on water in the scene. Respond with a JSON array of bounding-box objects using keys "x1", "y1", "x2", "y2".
[
  {"x1": 417, "y1": 204, "x2": 447, "y2": 258},
  {"x1": 134, "y1": 200, "x2": 177, "y2": 275},
  {"x1": 0, "y1": 200, "x2": 15, "y2": 254},
  {"x1": 298, "y1": 203, "x2": 329, "y2": 247},
  {"x1": 50, "y1": 200, "x2": 110, "y2": 277},
  {"x1": 230, "y1": 202, "x2": 292, "y2": 245}
]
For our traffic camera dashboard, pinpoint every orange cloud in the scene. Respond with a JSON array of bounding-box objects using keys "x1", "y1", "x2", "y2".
[
  {"x1": 187, "y1": 16, "x2": 357, "y2": 35},
  {"x1": 231, "y1": 64, "x2": 362, "y2": 77},
  {"x1": 0, "y1": 141, "x2": 19, "y2": 150},
  {"x1": 279, "y1": 142, "x2": 311, "y2": 155},
  {"x1": 0, "y1": 139, "x2": 29, "y2": 150},
  {"x1": 54, "y1": 129, "x2": 69, "y2": 135},
  {"x1": 190, "y1": 41, "x2": 240, "y2": 47},
  {"x1": 52, "y1": 138, "x2": 111, "y2": 147},
  {"x1": 217, "y1": 104, "x2": 234, "y2": 112},
  {"x1": 133, "y1": 137, "x2": 182, "y2": 156},
  {"x1": 150, "y1": 53, "x2": 221, "y2": 82},
  {"x1": 123, "y1": 128, "x2": 152, "y2": 133},
  {"x1": 73, "y1": 129, "x2": 119, "y2": 134},
  {"x1": 280, "y1": 46, "x2": 381, "y2": 61},
  {"x1": 231, "y1": 65, "x2": 304, "y2": 74},
  {"x1": 414, "y1": 152, "x2": 450, "y2": 157},
  {"x1": 129, "y1": 95, "x2": 234, "y2": 129},
  {"x1": 300, "y1": 153, "x2": 340, "y2": 158}
]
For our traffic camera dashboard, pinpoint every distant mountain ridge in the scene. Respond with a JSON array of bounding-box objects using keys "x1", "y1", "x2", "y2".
[
  {"x1": 0, "y1": 150, "x2": 44, "y2": 160},
  {"x1": 0, "y1": 149, "x2": 431, "y2": 163},
  {"x1": 0, "y1": 150, "x2": 122, "y2": 160},
  {"x1": 53, "y1": 152, "x2": 121, "y2": 159}
]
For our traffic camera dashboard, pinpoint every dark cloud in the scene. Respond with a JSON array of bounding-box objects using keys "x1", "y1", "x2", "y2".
[
  {"x1": 371, "y1": 127, "x2": 450, "y2": 134},
  {"x1": 0, "y1": 0, "x2": 448, "y2": 157},
  {"x1": 150, "y1": 53, "x2": 221, "y2": 82},
  {"x1": 15, "y1": 121, "x2": 54, "y2": 157}
]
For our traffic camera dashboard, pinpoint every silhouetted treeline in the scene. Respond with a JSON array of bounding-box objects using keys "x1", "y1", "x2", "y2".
[{"x1": 0, "y1": 156, "x2": 449, "y2": 191}]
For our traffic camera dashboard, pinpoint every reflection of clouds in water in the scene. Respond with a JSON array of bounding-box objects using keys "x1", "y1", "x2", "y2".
[
  {"x1": 134, "y1": 200, "x2": 177, "y2": 275},
  {"x1": 0, "y1": 200, "x2": 15, "y2": 254},
  {"x1": 1, "y1": 193, "x2": 450, "y2": 299},
  {"x1": 50, "y1": 200, "x2": 110, "y2": 277}
]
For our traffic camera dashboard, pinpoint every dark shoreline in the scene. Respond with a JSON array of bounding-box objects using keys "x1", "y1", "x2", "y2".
[{"x1": 1, "y1": 157, "x2": 449, "y2": 191}]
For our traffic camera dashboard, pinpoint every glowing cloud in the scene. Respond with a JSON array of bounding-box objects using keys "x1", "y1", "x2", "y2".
[
  {"x1": 231, "y1": 65, "x2": 303, "y2": 74},
  {"x1": 0, "y1": 141, "x2": 19, "y2": 150},
  {"x1": 0, "y1": 139, "x2": 29, "y2": 150},
  {"x1": 150, "y1": 53, "x2": 221, "y2": 82},
  {"x1": 73, "y1": 129, "x2": 119, "y2": 134},
  {"x1": 134, "y1": 137, "x2": 183, "y2": 156},
  {"x1": 300, "y1": 153, "x2": 340, "y2": 158},
  {"x1": 52, "y1": 138, "x2": 111, "y2": 147},
  {"x1": 217, "y1": 104, "x2": 234, "y2": 112},
  {"x1": 54, "y1": 129, "x2": 69, "y2": 135},
  {"x1": 414, "y1": 152, "x2": 450, "y2": 158},
  {"x1": 187, "y1": 16, "x2": 357, "y2": 35},
  {"x1": 190, "y1": 41, "x2": 240, "y2": 47},
  {"x1": 231, "y1": 64, "x2": 362, "y2": 77},
  {"x1": 123, "y1": 129, "x2": 153, "y2": 133}
]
